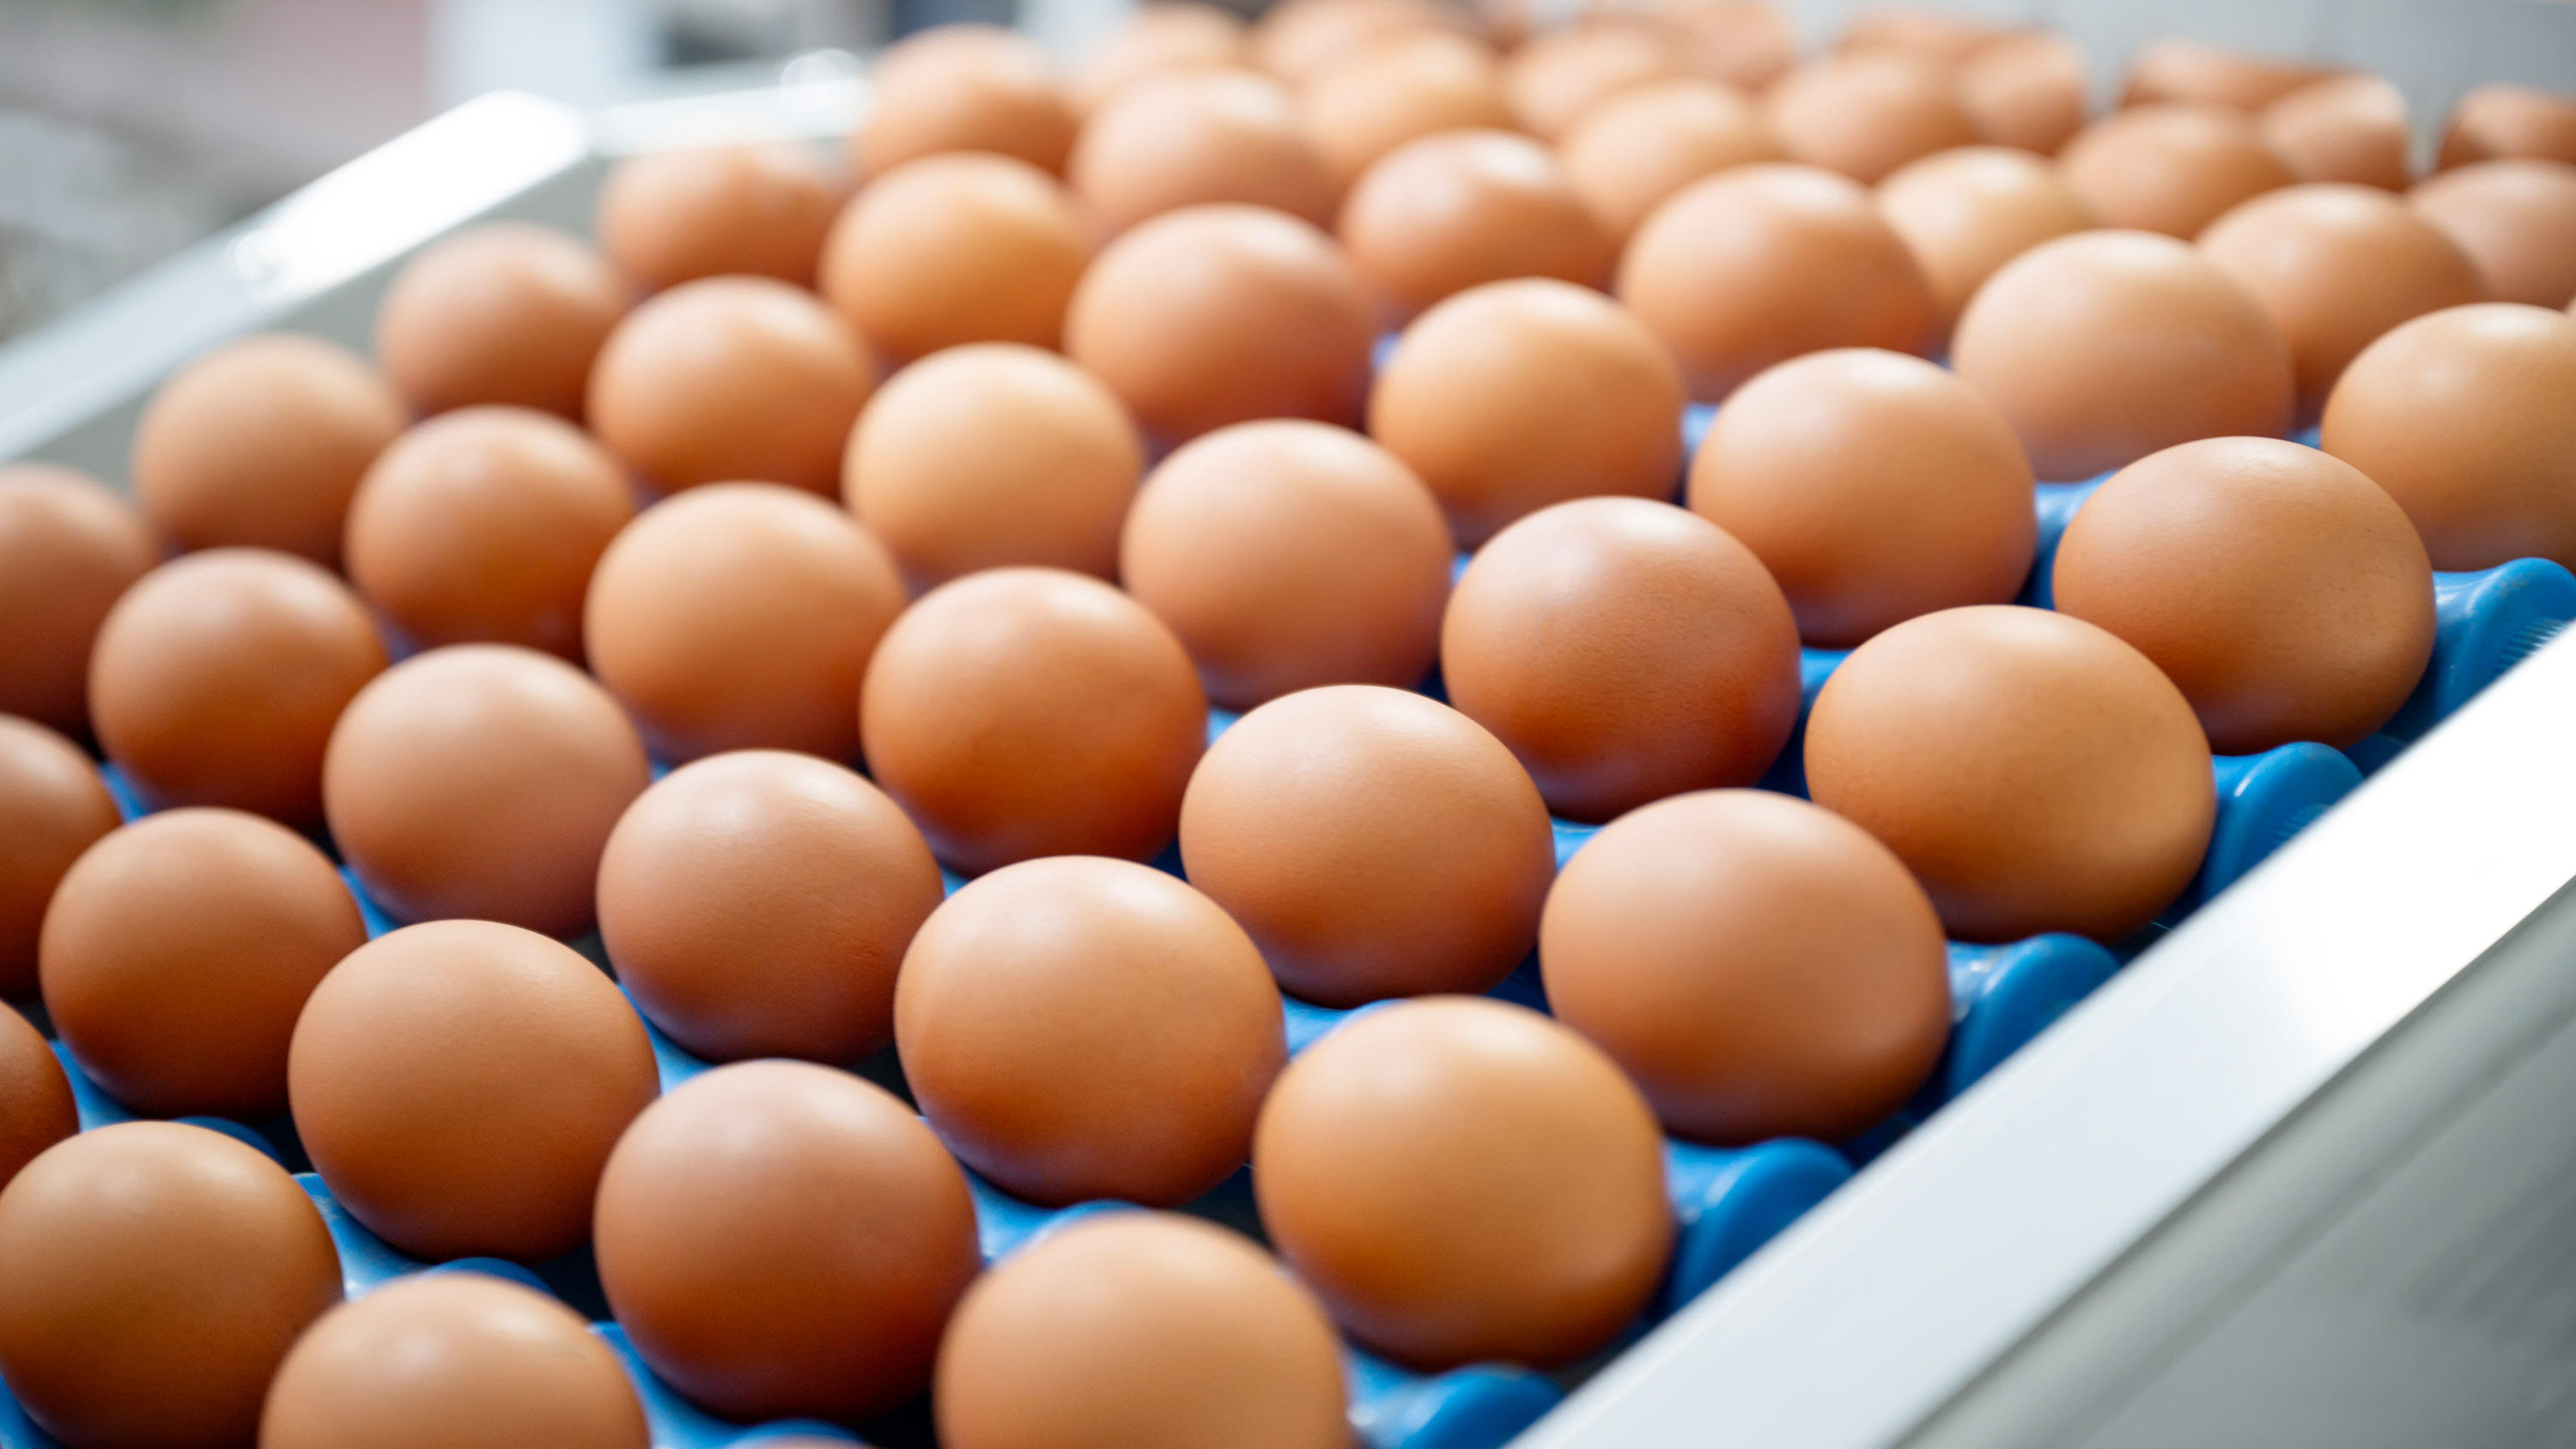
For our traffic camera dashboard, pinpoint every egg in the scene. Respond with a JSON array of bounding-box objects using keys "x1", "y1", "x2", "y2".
[
  {"x1": 1619, "y1": 162, "x2": 1938, "y2": 399},
  {"x1": 2060, "y1": 103, "x2": 2297, "y2": 238},
  {"x1": 1504, "y1": 21, "x2": 1687, "y2": 140},
  {"x1": 860, "y1": 568, "x2": 1205, "y2": 873},
  {"x1": 89, "y1": 548, "x2": 386, "y2": 826},
  {"x1": 2121, "y1": 39, "x2": 2336, "y2": 112},
  {"x1": 1065, "y1": 204, "x2": 1375, "y2": 443},
  {"x1": 1877, "y1": 144, "x2": 2099, "y2": 335},
  {"x1": 40, "y1": 808, "x2": 365, "y2": 1120},
  {"x1": 594, "y1": 1060, "x2": 981, "y2": 1422},
  {"x1": 817, "y1": 152, "x2": 1090, "y2": 363},
  {"x1": 2200, "y1": 183, "x2": 2488, "y2": 419},
  {"x1": 1338, "y1": 129, "x2": 1615, "y2": 322},
  {"x1": 1558, "y1": 77, "x2": 1783, "y2": 242},
  {"x1": 0, "y1": 1122, "x2": 338, "y2": 1449},
  {"x1": 1950, "y1": 229, "x2": 2293, "y2": 481},
  {"x1": 1071, "y1": 3, "x2": 1249, "y2": 116},
  {"x1": 858, "y1": 24, "x2": 1077, "y2": 178},
  {"x1": 2321, "y1": 302, "x2": 2576, "y2": 572},
  {"x1": 1838, "y1": 9, "x2": 2010, "y2": 68},
  {"x1": 594, "y1": 142, "x2": 841, "y2": 292},
  {"x1": 290, "y1": 919, "x2": 658, "y2": 1262},
  {"x1": 1120, "y1": 420, "x2": 1451, "y2": 708},
  {"x1": 1178, "y1": 684, "x2": 1555, "y2": 1003},
  {"x1": 1659, "y1": 0, "x2": 1795, "y2": 90},
  {"x1": 0, "y1": 1006, "x2": 74, "y2": 1195},
  {"x1": 1257, "y1": 0, "x2": 1473, "y2": 82},
  {"x1": 343, "y1": 407, "x2": 635, "y2": 660},
  {"x1": 130, "y1": 333, "x2": 404, "y2": 567},
  {"x1": 261, "y1": 1273, "x2": 647, "y2": 1449},
  {"x1": 584, "y1": 483, "x2": 905, "y2": 763},
  {"x1": 2409, "y1": 159, "x2": 2576, "y2": 307},
  {"x1": 2439, "y1": 82, "x2": 2576, "y2": 169},
  {"x1": 1807, "y1": 605, "x2": 2213, "y2": 941},
  {"x1": 0, "y1": 464, "x2": 151, "y2": 737},
  {"x1": 2263, "y1": 74, "x2": 2411, "y2": 191},
  {"x1": 937, "y1": 1213, "x2": 1348, "y2": 1449},
  {"x1": 1764, "y1": 52, "x2": 1982, "y2": 185},
  {"x1": 1254, "y1": 997, "x2": 1670, "y2": 1368},
  {"x1": 1959, "y1": 32, "x2": 2089, "y2": 155},
  {"x1": 373, "y1": 222, "x2": 625, "y2": 418},
  {"x1": 896, "y1": 856, "x2": 1284, "y2": 1205},
  {"x1": 1688, "y1": 349, "x2": 2035, "y2": 646},
  {"x1": 1072, "y1": 69, "x2": 1337, "y2": 233},
  {"x1": 1300, "y1": 30, "x2": 1514, "y2": 190},
  {"x1": 0, "y1": 718, "x2": 118, "y2": 999},
  {"x1": 597, "y1": 751, "x2": 944, "y2": 1064},
  {"x1": 323, "y1": 644, "x2": 647, "y2": 933},
  {"x1": 842, "y1": 343, "x2": 1142, "y2": 589}
]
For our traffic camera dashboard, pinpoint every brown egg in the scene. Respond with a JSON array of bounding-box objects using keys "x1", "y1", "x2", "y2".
[
  {"x1": 0, "y1": 464, "x2": 151, "y2": 737},
  {"x1": 1504, "y1": 21, "x2": 1687, "y2": 140},
  {"x1": 130, "y1": 333, "x2": 404, "y2": 567},
  {"x1": 937, "y1": 1213, "x2": 1348, "y2": 1449},
  {"x1": 374, "y1": 222, "x2": 625, "y2": 418},
  {"x1": 0, "y1": 719, "x2": 118, "y2": 999},
  {"x1": 1807, "y1": 605, "x2": 2213, "y2": 941},
  {"x1": 1339, "y1": 129, "x2": 1615, "y2": 322},
  {"x1": 1369, "y1": 278, "x2": 1682, "y2": 545},
  {"x1": 843, "y1": 344, "x2": 1142, "y2": 590},
  {"x1": 1877, "y1": 144, "x2": 2099, "y2": 334},
  {"x1": 1660, "y1": 0, "x2": 1795, "y2": 90},
  {"x1": 2321, "y1": 302, "x2": 2576, "y2": 571},
  {"x1": 1838, "y1": 9, "x2": 2009, "y2": 68},
  {"x1": 595, "y1": 1060, "x2": 981, "y2": 1421},
  {"x1": 1559, "y1": 77, "x2": 1783, "y2": 242},
  {"x1": 858, "y1": 25, "x2": 1078, "y2": 179},
  {"x1": 1765, "y1": 52, "x2": 1981, "y2": 185},
  {"x1": 1959, "y1": 32, "x2": 2089, "y2": 155},
  {"x1": 861, "y1": 568, "x2": 1205, "y2": 873},
  {"x1": 0, "y1": 1122, "x2": 338, "y2": 1449},
  {"x1": 1619, "y1": 162, "x2": 1937, "y2": 400},
  {"x1": 40, "y1": 808, "x2": 364, "y2": 1120},
  {"x1": 2263, "y1": 74, "x2": 2411, "y2": 191},
  {"x1": 1065, "y1": 204, "x2": 1375, "y2": 444},
  {"x1": 586, "y1": 276, "x2": 872, "y2": 497},
  {"x1": 1255, "y1": 996, "x2": 1669, "y2": 1368},
  {"x1": 1071, "y1": 3, "x2": 1249, "y2": 116},
  {"x1": 2439, "y1": 82, "x2": 2576, "y2": 170},
  {"x1": 598, "y1": 751, "x2": 944, "y2": 1064},
  {"x1": 290, "y1": 919, "x2": 658, "y2": 1261},
  {"x1": 2061, "y1": 103, "x2": 2297, "y2": 239},
  {"x1": 585, "y1": 483, "x2": 905, "y2": 763},
  {"x1": 323, "y1": 644, "x2": 647, "y2": 934},
  {"x1": 2201, "y1": 183, "x2": 2488, "y2": 419},
  {"x1": 1688, "y1": 349, "x2": 2035, "y2": 646},
  {"x1": 1301, "y1": 30, "x2": 1515, "y2": 190},
  {"x1": 1121, "y1": 421, "x2": 1451, "y2": 707},
  {"x1": 1072, "y1": 69, "x2": 1338, "y2": 233},
  {"x1": 896, "y1": 856, "x2": 1283, "y2": 1205},
  {"x1": 1179, "y1": 685, "x2": 1554, "y2": 1004},
  {"x1": 1257, "y1": 0, "x2": 1474, "y2": 83},
  {"x1": 817, "y1": 152, "x2": 1089, "y2": 363},
  {"x1": 261, "y1": 1273, "x2": 647, "y2": 1449},
  {"x1": 344, "y1": 407, "x2": 635, "y2": 660},
  {"x1": 89, "y1": 549, "x2": 386, "y2": 826},
  {"x1": 1950, "y1": 230, "x2": 2294, "y2": 480},
  {"x1": 2409, "y1": 159, "x2": 2576, "y2": 307},
  {"x1": 0, "y1": 1006, "x2": 74, "y2": 1195},
  {"x1": 2121, "y1": 39, "x2": 2336, "y2": 112},
  {"x1": 594, "y1": 143, "x2": 841, "y2": 292}
]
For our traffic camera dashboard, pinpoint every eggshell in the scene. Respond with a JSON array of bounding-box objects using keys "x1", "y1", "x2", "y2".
[
  {"x1": 1764, "y1": 52, "x2": 1981, "y2": 184},
  {"x1": 1877, "y1": 144, "x2": 2099, "y2": 334},
  {"x1": 2263, "y1": 74, "x2": 2410, "y2": 191},
  {"x1": 323, "y1": 644, "x2": 648, "y2": 934},
  {"x1": 0, "y1": 718, "x2": 118, "y2": 1000},
  {"x1": 1254, "y1": 997, "x2": 1670, "y2": 1368},
  {"x1": 861, "y1": 568, "x2": 1205, "y2": 873},
  {"x1": 596, "y1": 751, "x2": 944, "y2": 1064},
  {"x1": 260, "y1": 1271, "x2": 648, "y2": 1449},
  {"x1": 89, "y1": 548, "x2": 386, "y2": 826},
  {"x1": 2321, "y1": 302, "x2": 2576, "y2": 572},
  {"x1": 373, "y1": 222, "x2": 625, "y2": 418},
  {"x1": 130, "y1": 333, "x2": 404, "y2": 567},
  {"x1": 344, "y1": 407, "x2": 635, "y2": 660},
  {"x1": 817, "y1": 152, "x2": 1089, "y2": 363},
  {"x1": 1338, "y1": 129, "x2": 1614, "y2": 322},
  {"x1": 858, "y1": 25, "x2": 1077, "y2": 178},
  {"x1": 594, "y1": 142, "x2": 841, "y2": 292},
  {"x1": 0, "y1": 1007, "x2": 72, "y2": 1197},
  {"x1": 0, "y1": 1121, "x2": 338, "y2": 1449},
  {"x1": 1950, "y1": 229, "x2": 2294, "y2": 481},
  {"x1": 586, "y1": 275, "x2": 872, "y2": 497},
  {"x1": 2201, "y1": 183, "x2": 2488, "y2": 419},
  {"x1": 1504, "y1": 21, "x2": 1686, "y2": 139},
  {"x1": 1178, "y1": 685, "x2": 1554, "y2": 1003},
  {"x1": 1959, "y1": 32, "x2": 2089, "y2": 155},
  {"x1": 2061, "y1": 103, "x2": 2296, "y2": 239},
  {"x1": 1071, "y1": 3, "x2": 1248, "y2": 115},
  {"x1": 1072, "y1": 69, "x2": 1337, "y2": 233},
  {"x1": 585, "y1": 483, "x2": 905, "y2": 763},
  {"x1": 1065, "y1": 204, "x2": 1375, "y2": 443},
  {"x1": 40, "y1": 808, "x2": 365, "y2": 1120},
  {"x1": 1688, "y1": 349, "x2": 2035, "y2": 646},
  {"x1": 842, "y1": 343, "x2": 1142, "y2": 589},
  {"x1": 1807, "y1": 604, "x2": 2213, "y2": 941},
  {"x1": 2121, "y1": 40, "x2": 2336, "y2": 112},
  {"x1": 896, "y1": 856, "x2": 1284, "y2": 1205},
  {"x1": 1301, "y1": 30, "x2": 1515, "y2": 189},
  {"x1": 1559, "y1": 77, "x2": 1782, "y2": 242},
  {"x1": 2409, "y1": 159, "x2": 2576, "y2": 307},
  {"x1": 1120, "y1": 420, "x2": 1450, "y2": 707},
  {"x1": 1838, "y1": 9, "x2": 2010, "y2": 69},
  {"x1": 2439, "y1": 82, "x2": 2576, "y2": 170},
  {"x1": 1257, "y1": 0, "x2": 1475, "y2": 83},
  {"x1": 1619, "y1": 162, "x2": 1937, "y2": 399},
  {"x1": 937, "y1": 1213, "x2": 1348, "y2": 1449},
  {"x1": 0, "y1": 464, "x2": 151, "y2": 737},
  {"x1": 289, "y1": 919, "x2": 658, "y2": 1262},
  {"x1": 594, "y1": 1060, "x2": 981, "y2": 1422}
]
